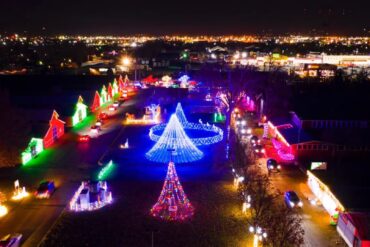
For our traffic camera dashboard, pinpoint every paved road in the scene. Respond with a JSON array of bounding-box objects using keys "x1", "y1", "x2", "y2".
[
  {"x1": 255, "y1": 158, "x2": 346, "y2": 247},
  {"x1": 0, "y1": 98, "x2": 135, "y2": 247}
]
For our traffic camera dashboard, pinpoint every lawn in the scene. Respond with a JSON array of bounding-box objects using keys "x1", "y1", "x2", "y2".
[{"x1": 40, "y1": 180, "x2": 248, "y2": 247}]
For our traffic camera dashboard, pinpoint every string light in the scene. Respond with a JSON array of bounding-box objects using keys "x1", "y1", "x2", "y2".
[
  {"x1": 149, "y1": 103, "x2": 223, "y2": 146},
  {"x1": 146, "y1": 114, "x2": 204, "y2": 163},
  {"x1": 69, "y1": 181, "x2": 113, "y2": 212},
  {"x1": 11, "y1": 180, "x2": 29, "y2": 200},
  {"x1": 151, "y1": 161, "x2": 194, "y2": 221},
  {"x1": 98, "y1": 160, "x2": 115, "y2": 180},
  {"x1": 125, "y1": 104, "x2": 161, "y2": 125}
]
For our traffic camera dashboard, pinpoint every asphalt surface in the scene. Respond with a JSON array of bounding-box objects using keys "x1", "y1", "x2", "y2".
[
  {"x1": 0, "y1": 87, "x2": 193, "y2": 246},
  {"x1": 255, "y1": 157, "x2": 346, "y2": 247},
  {"x1": 0, "y1": 99, "x2": 133, "y2": 247},
  {"x1": 0, "y1": 88, "x2": 347, "y2": 247}
]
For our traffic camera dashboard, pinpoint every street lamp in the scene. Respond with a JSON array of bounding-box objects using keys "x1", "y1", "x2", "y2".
[
  {"x1": 0, "y1": 204, "x2": 8, "y2": 217},
  {"x1": 122, "y1": 57, "x2": 131, "y2": 66},
  {"x1": 121, "y1": 56, "x2": 139, "y2": 81},
  {"x1": 249, "y1": 225, "x2": 267, "y2": 247},
  {"x1": 242, "y1": 193, "x2": 251, "y2": 213},
  {"x1": 234, "y1": 176, "x2": 244, "y2": 188}
]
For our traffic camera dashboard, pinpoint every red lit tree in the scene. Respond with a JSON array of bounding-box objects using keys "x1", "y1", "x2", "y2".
[
  {"x1": 91, "y1": 91, "x2": 101, "y2": 112},
  {"x1": 150, "y1": 161, "x2": 194, "y2": 221}
]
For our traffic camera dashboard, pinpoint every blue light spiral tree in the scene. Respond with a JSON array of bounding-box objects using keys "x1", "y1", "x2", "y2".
[{"x1": 145, "y1": 114, "x2": 203, "y2": 163}]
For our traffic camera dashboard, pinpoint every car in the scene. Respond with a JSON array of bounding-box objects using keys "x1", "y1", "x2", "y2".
[
  {"x1": 95, "y1": 119, "x2": 103, "y2": 127},
  {"x1": 78, "y1": 135, "x2": 90, "y2": 143},
  {"x1": 267, "y1": 158, "x2": 280, "y2": 172},
  {"x1": 90, "y1": 125, "x2": 101, "y2": 133},
  {"x1": 284, "y1": 191, "x2": 303, "y2": 208},
  {"x1": 0, "y1": 233, "x2": 22, "y2": 247},
  {"x1": 98, "y1": 112, "x2": 108, "y2": 120},
  {"x1": 108, "y1": 105, "x2": 116, "y2": 111},
  {"x1": 250, "y1": 135, "x2": 260, "y2": 145},
  {"x1": 253, "y1": 144, "x2": 265, "y2": 155},
  {"x1": 35, "y1": 181, "x2": 55, "y2": 199}
]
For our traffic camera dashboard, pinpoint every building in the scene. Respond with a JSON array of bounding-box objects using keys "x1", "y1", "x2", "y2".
[
  {"x1": 91, "y1": 91, "x2": 101, "y2": 112},
  {"x1": 337, "y1": 212, "x2": 370, "y2": 247},
  {"x1": 295, "y1": 64, "x2": 337, "y2": 78},
  {"x1": 307, "y1": 167, "x2": 370, "y2": 225},
  {"x1": 43, "y1": 110, "x2": 65, "y2": 148},
  {"x1": 67, "y1": 95, "x2": 88, "y2": 127},
  {"x1": 267, "y1": 87, "x2": 370, "y2": 165},
  {"x1": 21, "y1": 110, "x2": 65, "y2": 165}
]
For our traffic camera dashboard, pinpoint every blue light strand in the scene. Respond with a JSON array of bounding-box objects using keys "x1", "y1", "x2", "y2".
[
  {"x1": 149, "y1": 103, "x2": 224, "y2": 146},
  {"x1": 146, "y1": 114, "x2": 204, "y2": 163}
]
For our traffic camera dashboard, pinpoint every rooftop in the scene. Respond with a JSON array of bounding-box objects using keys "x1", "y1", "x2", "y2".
[
  {"x1": 311, "y1": 167, "x2": 370, "y2": 211},
  {"x1": 345, "y1": 212, "x2": 370, "y2": 241}
]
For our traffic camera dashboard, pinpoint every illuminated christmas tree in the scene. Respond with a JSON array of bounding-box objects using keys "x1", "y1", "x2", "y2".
[
  {"x1": 175, "y1": 102, "x2": 188, "y2": 125},
  {"x1": 151, "y1": 161, "x2": 194, "y2": 221},
  {"x1": 145, "y1": 114, "x2": 203, "y2": 163}
]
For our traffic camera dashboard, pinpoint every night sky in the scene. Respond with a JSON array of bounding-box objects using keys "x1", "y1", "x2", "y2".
[{"x1": 0, "y1": 0, "x2": 369, "y2": 35}]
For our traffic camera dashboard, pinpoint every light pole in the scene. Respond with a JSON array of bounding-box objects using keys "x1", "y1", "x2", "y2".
[
  {"x1": 249, "y1": 225, "x2": 267, "y2": 247},
  {"x1": 121, "y1": 56, "x2": 138, "y2": 81}
]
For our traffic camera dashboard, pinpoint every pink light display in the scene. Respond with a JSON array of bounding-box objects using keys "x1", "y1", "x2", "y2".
[
  {"x1": 277, "y1": 149, "x2": 295, "y2": 161},
  {"x1": 271, "y1": 138, "x2": 283, "y2": 150},
  {"x1": 150, "y1": 161, "x2": 194, "y2": 221}
]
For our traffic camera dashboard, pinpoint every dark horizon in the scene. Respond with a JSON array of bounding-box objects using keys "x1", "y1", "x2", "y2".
[{"x1": 1, "y1": 0, "x2": 369, "y2": 36}]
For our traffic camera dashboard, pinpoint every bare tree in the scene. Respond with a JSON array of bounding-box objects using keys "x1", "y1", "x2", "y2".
[
  {"x1": 240, "y1": 172, "x2": 279, "y2": 226},
  {"x1": 239, "y1": 170, "x2": 304, "y2": 247},
  {"x1": 265, "y1": 206, "x2": 304, "y2": 247}
]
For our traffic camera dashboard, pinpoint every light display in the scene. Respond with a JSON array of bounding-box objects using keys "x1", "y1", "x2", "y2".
[
  {"x1": 175, "y1": 102, "x2": 188, "y2": 125},
  {"x1": 43, "y1": 110, "x2": 65, "y2": 148},
  {"x1": 120, "y1": 139, "x2": 129, "y2": 149},
  {"x1": 69, "y1": 181, "x2": 113, "y2": 212},
  {"x1": 150, "y1": 161, "x2": 194, "y2": 221},
  {"x1": 125, "y1": 104, "x2": 161, "y2": 125},
  {"x1": 91, "y1": 91, "x2": 101, "y2": 112},
  {"x1": 277, "y1": 149, "x2": 295, "y2": 161},
  {"x1": 100, "y1": 85, "x2": 108, "y2": 105},
  {"x1": 0, "y1": 204, "x2": 8, "y2": 217},
  {"x1": 146, "y1": 114, "x2": 203, "y2": 163},
  {"x1": 271, "y1": 138, "x2": 295, "y2": 161},
  {"x1": 149, "y1": 103, "x2": 223, "y2": 146},
  {"x1": 98, "y1": 160, "x2": 115, "y2": 180},
  {"x1": 178, "y1": 75, "x2": 190, "y2": 88},
  {"x1": 22, "y1": 138, "x2": 44, "y2": 165},
  {"x1": 205, "y1": 93, "x2": 212, "y2": 102},
  {"x1": 161, "y1": 75, "x2": 173, "y2": 88},
  {"x1": 112, "y1": 79, "x2": 119, "y2": 96},
  {"x1": 215, "y1": 92, "x2": 229, "y2": 109},
  {"x1": 213, "y1": 112, "x2": 226, "y2": 123},
  {"x1": 72, "y1": 96, "x2": 88, "y2": 126},
  {"x1": 11, "y1": 180, "x2": 29, "y2": 200},
  {"x1": 307, "y1": 171, "x2": 345, "y2": 225},
  {"x1": 118, "y1": 75, "x2": 125, "y2": 91},
  {"x1": 178, "y1": 75, "x2": 189, "y2": 83},
  {"x1": 108, "y1": 83, "x2": 113, "y2": 100}
]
